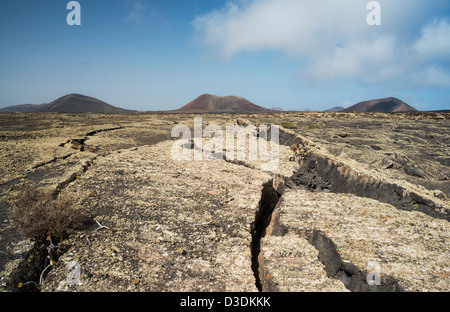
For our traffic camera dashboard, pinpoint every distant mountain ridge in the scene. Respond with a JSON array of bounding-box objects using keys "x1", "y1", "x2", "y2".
[
  {"x1": 324, "y1": 106, "x2": 345, "y2": 112},
  {"x1": 178, "y1": 94, "x2": 271, "y2": 113},
  {"x1": 343, "y1": 97, "x2": 417, "y2": 113},
  {"x1": 2, "y1": 94, "x2": 426, "y2": 114},
  {"x1": 0, "y1": 94, "x2": 129, "y2": 113},
  {"x1": 0, "y1": 103, "x2": 48, "y2": 113}
]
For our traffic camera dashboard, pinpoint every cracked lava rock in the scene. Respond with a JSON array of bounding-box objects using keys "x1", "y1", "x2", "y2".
[{"x1": 0, "y1": 112, "x2": 449, "y2": 292}]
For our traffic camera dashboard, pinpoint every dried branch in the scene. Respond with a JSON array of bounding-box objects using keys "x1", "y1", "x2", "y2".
[
  {"x1": 94, "y1": 219, "x2": 109, "y2": 232},
  {"x1": 39, "y1": 264, "x2": 52, "y2": 286},
  {"x1": 193, "y1": 221, "x2": 212, "y2": 226}
]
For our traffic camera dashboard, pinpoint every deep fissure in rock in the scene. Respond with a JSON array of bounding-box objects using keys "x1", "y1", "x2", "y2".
[
  {"x1": 290, "y1": 153, "x2": 448, "y2": 220},
  {"x1": 280, "y1": 130, "x2": 448, "y2": 220},
  {"x1": 15, "y1": 126, "x2": 133, "y2": 290},
  {"x1": 305, "y1": 229, "x2": 403, "y2": 292},
  {"x1": 60, "y1": 138, "x2": 101, "y2": 153},
  {"x1": 6, "y1": 239, "x2": 68, "y2": 292},
  {"x1": 251, "y1": 180, "x2": 283, "y2": 292},
  {"x1": 56, "y1": 158, "x2": 95, "y2": 191},
  {"x1": 9, "y1": 157, "x2": 96, "y2": 292},
  {"x1": 31, "y1": 153, "x2": 75, "y2": 170},
  {"x1": 59, "y1": 126, "x2": 124, "y2": 153},
  {"x1": 6, "y1": 127, "x2": 122, "y2": 291},
  {"x1": 85, "y1": 126, "x2": 123, "y2": 137}
]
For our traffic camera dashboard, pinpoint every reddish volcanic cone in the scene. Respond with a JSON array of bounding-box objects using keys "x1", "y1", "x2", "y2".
[{"x1": 178, "y1": 94, "x2": 271, "y2": 113}]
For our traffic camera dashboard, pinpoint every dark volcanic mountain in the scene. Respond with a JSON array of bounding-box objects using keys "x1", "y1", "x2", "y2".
[
  {"x1": 0, "y1": 103, "x2": 48, "y2": 113},
  {"x1": 1, "y1": 94, "x2": 128, "y2": 113},
  {"x1": 38, "y1": 94, "x2": 128, "y2": 113},
  {"x1": 344, "y1": 97, "x2": 417, "y2": 113},
  {"x1": 178, "y1": 94, "x2": 271, "y2": 113}
]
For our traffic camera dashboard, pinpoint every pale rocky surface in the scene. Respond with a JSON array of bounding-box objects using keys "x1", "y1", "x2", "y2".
[
  {"x1": 259, "y1": 234, "x2": 349, "y2": 292},
  {"x1": 261, "y1": 190, "x2": 450, "y2": 292},
  {"x1": 246, "y1": 112, "x2": 450, "y2": 198},
  {"x1": 0, "y1": 112, "x2": 449, "y2": 292},
  {"x1": 41, "y1": 141, "x2": 271, "y2": 291}
]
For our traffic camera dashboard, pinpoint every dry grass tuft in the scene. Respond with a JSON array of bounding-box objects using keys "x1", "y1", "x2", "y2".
[{"x1": 12, "y1": 185, "x2": 86, "y2": 243}]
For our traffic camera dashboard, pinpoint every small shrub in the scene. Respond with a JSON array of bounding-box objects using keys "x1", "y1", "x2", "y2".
[
  {"x1": 307, "y1": 124, "x2": 322, "y2": 130},
  {"x1": 12, "y1": 185, "x2": 86, "y2": 243},
  {"x1": 280, "y1": 122, "x2": 295, "y2": 129}
]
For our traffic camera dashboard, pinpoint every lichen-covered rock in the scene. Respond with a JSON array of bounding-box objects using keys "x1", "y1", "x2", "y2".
[
  {"x1": 1, "y1": 112, "x2": 449, "y2": 293},
  {"x1": 259, "y1": 234, "x2": 348, "y2": 292},
  {"x1": 261, "y1": 189, "x2": 450, "y2": 292},
  {"x1": 42, "y1": 141, "x2": 272, "y2": 292}
]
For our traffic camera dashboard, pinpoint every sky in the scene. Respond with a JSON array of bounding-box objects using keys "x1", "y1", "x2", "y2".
[{"x1": 1, "y1": 0, "x2": 450, "y2": 111}]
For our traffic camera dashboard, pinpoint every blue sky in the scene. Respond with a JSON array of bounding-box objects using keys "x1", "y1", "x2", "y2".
[{"x1": 1, "y1": 0, "x2": 449, "y2": 111}]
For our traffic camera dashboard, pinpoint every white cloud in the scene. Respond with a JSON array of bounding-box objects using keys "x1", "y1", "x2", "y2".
[
  {"x1": 192, "y1": 0, "x2": 450, "y2": 88},
  {"x1": 303, "y1": 36, "x2": 401, "y2": 84},
  {"x1": 414, "y1": 19, "x2": 450, "y2": 60},
  {"x1": 193, "y1": 0, "x2": 368, "y2": 59}
]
